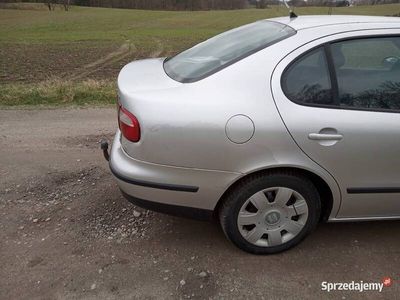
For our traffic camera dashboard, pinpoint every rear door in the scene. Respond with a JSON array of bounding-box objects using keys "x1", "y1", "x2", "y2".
[{"x1": 272, "y1": 30, "x2": 400, "y2": 219}]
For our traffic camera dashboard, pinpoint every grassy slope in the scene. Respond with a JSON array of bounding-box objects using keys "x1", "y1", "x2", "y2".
[
  {"x1": 0, "y1": 4, "x2": 399, "y2": 106},
  {"x1": 0, "y1": 79, "x2": 116, "y2": 106},
  {"x1": 1, "y1": 5, "x2": 399, "y2": 47}
]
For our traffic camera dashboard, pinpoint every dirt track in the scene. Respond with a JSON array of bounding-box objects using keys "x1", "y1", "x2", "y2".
[{"x1": 0, "y1": 108, "x2": 399, "y2": 299}]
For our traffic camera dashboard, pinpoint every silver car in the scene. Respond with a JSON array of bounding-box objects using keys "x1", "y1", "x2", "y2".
[{"x1": 106, "y1": 15, "x2": 400, "y2": 254}]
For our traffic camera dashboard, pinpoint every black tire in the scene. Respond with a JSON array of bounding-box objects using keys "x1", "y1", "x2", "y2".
[{"x1": 219, "y1": 171, "x2": 321, "y2": 254}]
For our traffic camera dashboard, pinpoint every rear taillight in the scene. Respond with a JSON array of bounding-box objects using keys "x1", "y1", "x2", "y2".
[{"x1": 118, "y1": 106, "x2": 140, "y2": 142}]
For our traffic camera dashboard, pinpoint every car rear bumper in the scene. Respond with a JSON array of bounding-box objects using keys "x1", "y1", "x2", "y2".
[{"x1": 109, "y1": 131, "x2": 241, "y2": 219}]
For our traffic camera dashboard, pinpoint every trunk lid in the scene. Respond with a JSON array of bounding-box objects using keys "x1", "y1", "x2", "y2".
[{"x1": 117, "y1": 58, "x2": 181, "y2": 98}]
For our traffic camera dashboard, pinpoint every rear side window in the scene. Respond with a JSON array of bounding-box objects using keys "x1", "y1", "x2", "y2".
[
  {"x1": 281, "y1": 47, "x2": 333, "y2": 105},
  {"x1": 331, "y1": 37, "x2": 400, "y2": 110},
  {"x1": 164, "y1": 21, "x2": 296, "y2": 83},
  {"x1": 282, "y1": 36, "x2": 400, "y2": 112}
]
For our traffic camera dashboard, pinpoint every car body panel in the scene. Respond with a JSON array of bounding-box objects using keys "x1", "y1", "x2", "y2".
[
  {"x1": 118, "y1": 58, "x2": 181, "y2": 94},
  {"x1": 270, "y1": 15, "x2": 400, "y2": 31},
  {"x1": 110, "y1": 130, "x2": 240, "y2": 210},
  {"x1": 271, "y1": 28, "x2": 400, "y2": 219},
  {"x1": 112, "y1": 16, "x2": 400, "y2": 222}
]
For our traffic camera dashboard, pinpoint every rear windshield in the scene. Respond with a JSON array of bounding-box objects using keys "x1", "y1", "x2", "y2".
[{"x1": 164, "y1": 20, "x2": 296, "y2": 83}]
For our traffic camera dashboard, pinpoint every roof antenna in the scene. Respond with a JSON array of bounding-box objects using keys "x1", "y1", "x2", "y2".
[{"x1": 283, "y1": 0, "x2": 298, "y2": 19}]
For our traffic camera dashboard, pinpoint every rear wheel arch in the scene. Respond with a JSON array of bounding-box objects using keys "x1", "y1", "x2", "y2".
[{"x1": 214, "y1": 166, "x2": 334, "y2": 222}]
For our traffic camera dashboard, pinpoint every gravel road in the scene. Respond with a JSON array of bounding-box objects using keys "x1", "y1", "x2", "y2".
[{"x1": 1, "y1": 108, "x2": 399, "y2": 299}]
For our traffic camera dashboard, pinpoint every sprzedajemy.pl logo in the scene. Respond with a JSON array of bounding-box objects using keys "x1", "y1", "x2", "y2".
[{"x1": 321, "y1": 277, "x2": 393, "y2": 293}]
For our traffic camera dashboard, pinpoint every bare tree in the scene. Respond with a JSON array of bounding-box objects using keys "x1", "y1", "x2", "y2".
[
  {"x1": 44, "y1": 0, "x2": 57, "y2": 11},
  {"x1": 63, "y1": 0, "x2": 71, "y2": 11},
  {"x1": 256, "y1": 0, "x2": 268, "y2": 8}
]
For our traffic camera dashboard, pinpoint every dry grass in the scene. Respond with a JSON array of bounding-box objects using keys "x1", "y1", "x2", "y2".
[
  {"x1": 0, "y1": 2, "x2": 48, "y2": 10},
  {"x1": 0, "y1": 79, "x2": 116, "y2": 106}
]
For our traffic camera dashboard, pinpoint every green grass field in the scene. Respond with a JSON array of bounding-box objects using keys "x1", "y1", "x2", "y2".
[{"x1": 0, "y1": 3, "x2": 399, "y2": 106}]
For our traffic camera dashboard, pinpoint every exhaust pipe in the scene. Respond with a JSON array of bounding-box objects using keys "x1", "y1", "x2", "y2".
[{"x1": 100, "y1": 140, "x2": 110, "y2": 161}]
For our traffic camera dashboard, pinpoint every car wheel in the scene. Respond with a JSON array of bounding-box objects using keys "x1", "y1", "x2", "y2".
[{"x1": 219, "y1": 171, "x2": 321, "y2": 254}]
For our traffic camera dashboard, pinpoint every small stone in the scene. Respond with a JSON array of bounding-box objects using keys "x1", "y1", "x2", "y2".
[
  {"x1": 163, "y1": 277, "x2": 169, "y2": 281},
  {"x1": 187, "y1": 267, "x2": 193, "y2": 272},
  {"x1": 180, "y1": 279, "x2": 186, "y2": 286},
  {"x1": 200, "y1": 285, "x2": 203, "y2": 289},
  {"x1": 32, "y1": 218, "x2": 39, "y2": 223},
  {"x1": 133, "y1": 210, "x2": 141, "y2": 218},
  {"x1": 90, "y1": 283, "x2": 96, "y2": 290},
  {"x1": 45, "y1": 217, "x2": 51, "y2": 222},
  {"x1": 77, "y1": 159, "x2": 81, "y2": 162},
  {"x1": 98, "y1": 269, "x2": 103, "y2": 274},
  {"x1": 198, "y1": 271, "x2": 207, "y2": 278}
]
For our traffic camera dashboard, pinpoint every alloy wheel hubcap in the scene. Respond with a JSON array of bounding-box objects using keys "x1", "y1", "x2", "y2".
[
  {"x1": 237, "y1": 187, "x2": 309, "y2": 247},
  {"x1": 265, "y1": 211, "x2": 281, "y2": 225}
]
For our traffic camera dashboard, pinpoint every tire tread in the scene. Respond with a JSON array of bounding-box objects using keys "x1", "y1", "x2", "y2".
[{"x1": 219, "y1": 170, "x2": 321, "y2": 254}]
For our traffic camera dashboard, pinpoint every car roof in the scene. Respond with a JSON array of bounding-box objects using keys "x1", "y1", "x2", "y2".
[{"x1": 270, "y1": 15, "x2": 400, "y2": 30}]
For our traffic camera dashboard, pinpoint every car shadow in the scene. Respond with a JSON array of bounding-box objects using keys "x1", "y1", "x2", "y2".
[{"x1": 150, "y1": 214, "x2": 400, "y2": 258}]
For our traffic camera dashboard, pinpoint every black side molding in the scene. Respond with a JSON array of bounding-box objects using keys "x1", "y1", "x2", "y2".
[
  {"x1": 347, "y1": 187, "x2": 400, "y2": 194},
  {"x1": 109, "y1": 164, "x2": 199, "y2": 193},
  {"x1": 121, "y1": 190, "x2": 213, "y2": 221}
]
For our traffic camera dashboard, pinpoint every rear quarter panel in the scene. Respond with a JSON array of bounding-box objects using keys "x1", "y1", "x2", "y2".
[{"x1": 118, "y1": 27, "x2": 348, "y2": 218}]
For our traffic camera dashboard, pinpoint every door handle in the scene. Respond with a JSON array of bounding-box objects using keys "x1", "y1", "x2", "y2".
[{"x1": 308, "y1": 133, "x2": 343, "y2": 141}]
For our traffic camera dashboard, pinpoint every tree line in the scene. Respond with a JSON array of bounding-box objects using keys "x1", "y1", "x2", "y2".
[
  {"x1": 1, "y1": 0, "x2": 399, "y2": 11},
  {"x1": 0, "y1": 0, "x2": 248, "y2": 10},
  {"x1": 74, "y1": 0, "x2": 247, "y2": 10}
]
